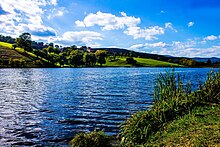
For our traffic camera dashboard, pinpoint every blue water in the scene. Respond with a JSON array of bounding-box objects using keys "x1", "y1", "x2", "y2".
[{"x1": 0, "y1": 68, "x2": 214, "y2": 146}]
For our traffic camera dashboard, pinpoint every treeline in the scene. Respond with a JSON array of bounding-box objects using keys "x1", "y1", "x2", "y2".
[
  {"x1": 168, "y1": 58, "x2": 213, "y2": 67},
  {"x1": 3, "y1": 33, "x2": 110, "y2": 67},
  {"x1": 1, "y1": 33, "x2": 218, "y2": 67},
  {"x1": 0, "y1": 34, "x2": 59, "y2": 50}
]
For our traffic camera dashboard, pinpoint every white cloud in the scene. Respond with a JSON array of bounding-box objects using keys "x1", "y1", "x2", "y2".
[
  {"x1": 75, "y1": 11, "x2": 140, "y2": 31},
  {"x1": 130, "y1": 42, "x2": 168, "y2": 50},
  {"x1": 165, "y1": 22, "x2": 177, "y2": 32},
  {"x1": 0, "y1": 0, "x2": 57, "y2": 38},
  {"x1": 55, "y1": 31, "x2": 103, "y2": 47},
  {"x1": 130, "y1": 44, "x2": 144, "y2": 49},
  {"x1": 160, "y1": 10, "x2": 166, "y2": 14},
  {"x1": 203, "y1": 35, "x2": 218, "y2": 41},
  {"x1": 47, "y1": 7, "x2": 67, "y2": 19},
  {"x1": 172, "y1": 40, "x2": 196, "y2": 49},
  {"x1": 150, "y1": 39, "x2": 220, "y2": 57},
  {"x1": 76, "y1": 11, "x2": 166, "y2": 40},
  {"x1": 50, "y1": 0, "x2": 58, "y2": 6},
  {"x1": 145, "y1": 42, "x2": 168, "y2": 48},
  {"x1": 187, "y1": 21, "x2": 194, "y2": 27},
  {"x1": 124, "y1": 26, "x2": 165, "y2": 40}
]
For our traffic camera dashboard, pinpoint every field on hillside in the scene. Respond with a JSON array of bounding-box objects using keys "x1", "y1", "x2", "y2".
[
  {"x1": 0, "y1": 42, "x2": 49, "y2": 67},
  {"x1": 0, "y1": 47, "x2": 30, "y2": 60},
  {"x1": 104, "y1": 57, "x2": 181, "y2": 67}
]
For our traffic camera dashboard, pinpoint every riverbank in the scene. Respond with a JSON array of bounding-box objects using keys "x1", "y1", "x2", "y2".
[{"x1": 119, "y1": 70, "x2": 220, "y2": 146}]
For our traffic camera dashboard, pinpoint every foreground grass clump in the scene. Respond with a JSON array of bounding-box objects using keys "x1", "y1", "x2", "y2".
[
  {"x1": 119, "y1": 69, "x2": 220, "y2": 146},
  {"x1": 70, "y1": 130, "x2": 112, "y2": 147}
]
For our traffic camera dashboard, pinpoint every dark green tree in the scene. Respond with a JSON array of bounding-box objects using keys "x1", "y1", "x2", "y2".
[
  {"x1": 47, "y1": 46, "x2": 54, "y2": 53},
  {"x1": 71, "y1": 45, "x2": 77, "y2": 50},
  {"x1": 48, "y1": 53, "x2": 59, "y2": 65},
  {"x1": 95, "y1": 50, "x2": 107, "y2": 66},
  {"x1": 12, "y1": 44, "x2": 17, "y2": 50},
  {"x1": 207, "y1": 59, "x2": 212, "y2": 65},
  {"x1": 16, "y1": 33, "x2": 32, "y2": 52},
  {"x1": 83, "y1": 52, "x2": 97, "y2": 66},
  {"x1": 69, "y1": 50, "x2": 83, "y2": 67},
  {"x1": 126, "y1": 57, "x2": 137, "y2": 65},
  {"x1": 33, "y1": 49, "x2": 40, "y2": 58}
]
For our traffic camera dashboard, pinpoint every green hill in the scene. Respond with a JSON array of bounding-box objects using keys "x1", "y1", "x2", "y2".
[{"x1": 0, "y1": 42, "x2": 50, "y2": 67}]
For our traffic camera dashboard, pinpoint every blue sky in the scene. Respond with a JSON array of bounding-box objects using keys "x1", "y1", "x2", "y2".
[{"x1": 0, "y1": 0, "x2": 220, "y2": 57}]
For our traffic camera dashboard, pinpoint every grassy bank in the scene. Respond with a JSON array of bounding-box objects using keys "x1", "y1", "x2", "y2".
[
  {"x1": 119, "y1": 69, "x2": 220, "y2": 146},
  {"x1": 70, "y1": 69, "x2": 220, "y2": 146}
]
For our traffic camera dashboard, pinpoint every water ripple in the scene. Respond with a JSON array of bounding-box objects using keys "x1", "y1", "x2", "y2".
[{"x1": 0, "y1": 68, "x2": 213, "y2": 146}]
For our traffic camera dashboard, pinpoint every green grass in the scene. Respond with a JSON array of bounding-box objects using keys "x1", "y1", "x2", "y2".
[
  {"x1": 104, "y1": 58, "x2": 133, "y2": 67},
  {"x1": 147, "y1": 104, "x2": 220, "y2": 146},
  {"x1": 0, "y1": 42, "x2": 13, "y2": 48},
  {"x1": 104, "y1": 57, "x2": 181, "y2": 67},
  {"x1": 134, "y1": 57, "x2": 181, "y2": 67}
]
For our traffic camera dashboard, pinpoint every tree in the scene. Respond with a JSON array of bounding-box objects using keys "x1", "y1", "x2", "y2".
[
  {"x1": 126, "y1": 57, "x2": 137, "y2": 65},
  {"x1": 47, "y1": 46, "x2": 54, "y2": 53},
  {"x1": 59, "y1": 52, "x2": 68, "y2": 67},
  {"x1": 12, "y1": 44, "x2": 17, "y2": 50},
  {"x1": 16, "y1": 33, "x2": 32, "y2": 52},
  {"x1": 83, "y1": 52, "x2": 97, "y2": 66},
  {"x1": 129, "y1": 51, "x2": 135, "y2": 57},
  {"x1": 95, "y1": 50, "x2": 107, "y2": 66},
  {"x1": 48, "y1": 53, "x2": 59, "y2": 65},
  {"x1": 80, "y1": 46, "x2": 87, "y2": 51},
  {"x1": 69, "y1": 50, "x2": 83, "y2": 67},
  {"x1": 71, "y1": 45, "x2": 77, "y2": 50},
  {"x1": 207, "y1": 59, "x2": 212, "y2": 65},
  {"x1": 33, "y1": 49, "x2": 40, "y2": 58}
]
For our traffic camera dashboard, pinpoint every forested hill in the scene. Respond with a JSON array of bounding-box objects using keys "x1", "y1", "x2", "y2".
[{"x1": 92, "y1": 47, "x2": 220, "y2": 67}]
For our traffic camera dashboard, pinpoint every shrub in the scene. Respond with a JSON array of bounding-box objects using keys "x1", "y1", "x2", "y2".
[{"x1": 70, "y1": 130, "x2": 111, "y2": 147}]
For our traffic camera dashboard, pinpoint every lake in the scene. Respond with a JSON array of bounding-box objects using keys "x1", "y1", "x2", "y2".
[{"x1": 0, "y1": 68, "x2": 214, "y2": 146}]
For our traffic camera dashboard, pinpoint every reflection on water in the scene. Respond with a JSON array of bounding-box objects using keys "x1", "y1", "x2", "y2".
[{"x1": 0, "y1": 68, "x2": 212, "y2": 146}]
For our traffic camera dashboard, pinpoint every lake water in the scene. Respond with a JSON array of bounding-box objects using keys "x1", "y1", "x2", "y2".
[{"x1": 0, "y1": 68, "x2": 214, "y2": 146}]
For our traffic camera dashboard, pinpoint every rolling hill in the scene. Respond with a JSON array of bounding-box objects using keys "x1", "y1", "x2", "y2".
[{"x1": 0, "y1": 42, "x2": 51, "y2": 67}]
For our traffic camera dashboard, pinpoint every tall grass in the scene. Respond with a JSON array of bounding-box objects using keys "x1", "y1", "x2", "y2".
[{"x1": 119, "y1": 69, "x2": 220, "y2": 146}]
